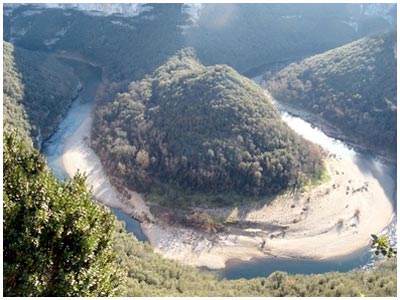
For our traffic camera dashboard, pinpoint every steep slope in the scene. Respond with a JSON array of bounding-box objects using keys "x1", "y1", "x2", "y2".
[
  {"x1": 266, "y1": 31, "x2": 397, "y2": 157},
  {"x1": 3, "y1": 42, "x2": 31, "y2": 144},
  {"x1": 3, "y1": 41, "x2": 81, "y2": 147},
  {"x1": 92, "y1": 49, "x2": 324, "y2": 204}
]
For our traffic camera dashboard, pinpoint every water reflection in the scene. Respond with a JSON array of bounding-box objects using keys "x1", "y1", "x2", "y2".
[
  {"x1": 281, "y1": 112, "x2": 357, "y2": 160},
  {"x1": 43, "y1": 97, "x2": 92, "y2": 180}
]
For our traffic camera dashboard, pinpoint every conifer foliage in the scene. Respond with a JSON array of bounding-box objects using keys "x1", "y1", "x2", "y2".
[{"x1": 3, "y1": 130, "x2": 125, "y2": 296}]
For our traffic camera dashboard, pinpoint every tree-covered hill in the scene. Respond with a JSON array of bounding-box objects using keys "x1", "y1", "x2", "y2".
[
  {"x1": 3, "y1": 3, "x2": 397, "y2": 297},
  {"x1": 266, "y1": 31, "x2": 397, "y2": 157},
  {"x1": 3, "y1": 130, "x2": 396, "y2": 297},
  {"x1": 3, "y1": 41, "x2": 81, "y2": 147},
  {"x1": 92, "y1": 49, "x2": 324, "y2": 203}
]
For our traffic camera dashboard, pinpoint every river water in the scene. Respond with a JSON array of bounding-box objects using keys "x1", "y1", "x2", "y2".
[{"x1": 42, "y1": 66, "x2": 396, "y2": 279}]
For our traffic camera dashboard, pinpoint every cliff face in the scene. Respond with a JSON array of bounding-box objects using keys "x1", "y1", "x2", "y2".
[{"x1": 3, "y1": 3, "x2": 149, "y2": 17}]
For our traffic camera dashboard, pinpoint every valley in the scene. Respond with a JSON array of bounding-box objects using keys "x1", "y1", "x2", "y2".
[
  {"x1": 43, "y1": 56, "x2": 395, "y2": 274},
  {"x1": 3, "y1": 3, "x2": 397, "y2": 297}
]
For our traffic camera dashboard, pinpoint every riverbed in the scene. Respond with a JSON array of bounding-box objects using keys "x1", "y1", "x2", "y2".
[{"x1": 42, "y1": 65, "x2": 396, "y2": 279}]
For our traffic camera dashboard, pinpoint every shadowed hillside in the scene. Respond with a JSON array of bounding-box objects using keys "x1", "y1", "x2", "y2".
[{"x1": 3, "y1": 41, "x2": 81, "y2": 147}]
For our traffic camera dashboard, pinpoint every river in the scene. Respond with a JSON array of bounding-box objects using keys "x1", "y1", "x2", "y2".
[{"x1": 42, "y1": 64, "x2": 396, "y2": 279}]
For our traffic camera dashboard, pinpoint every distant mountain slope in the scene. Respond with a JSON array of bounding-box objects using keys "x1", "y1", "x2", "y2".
[
  {"x1": 5, "y1": 4, "x2": 393, "y2": 82},
  {"x1": 185, "y1": 3, "x2": 393, "y2": 76},
  {"x1": 3, "y1": 41, "x2": 80, "y2": 147},
  {"x1": 91, "y1": 49, "x2": 324, "y2": 203},
  {"x1": 4, "y1": 4, "x2": 187, "y2": 81},
  {"x1": 266, "y1": 31, "x2": 397, "y2": 157}
]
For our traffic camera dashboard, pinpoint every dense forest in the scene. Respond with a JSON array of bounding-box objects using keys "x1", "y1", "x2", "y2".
[
  {"x1": 92, "y1": 49, "x2": 324, "y2": 203},
  {"x1": 3, "y1": 41, "x2": 80, "y2": 147},
  {"x1": 3, "y1": 130, "x2": 396, "y2": 297},
  {"x1": 266, "y1": 31, "x2": 397, "y2": 157}
]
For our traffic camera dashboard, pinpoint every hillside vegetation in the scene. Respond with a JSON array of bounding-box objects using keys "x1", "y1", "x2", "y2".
[
  {"x1": 266, "y1": 31, "x2": 397, "y2": 157},
  {"x1": 92, "y1": 49, "x2": 324, "y2": 204},
  {"x1": 3, "y1": 130, "x2": 396, "y2": 297},
  {"x1": 3, "y1": 4, "x2": 397, "y2": 297},
  {"x1": 3, "y1": 42, "x2": 31, "y2": 144},
  {"x1": 3, "y1": 41, "x2": 80, "y2": 147}
]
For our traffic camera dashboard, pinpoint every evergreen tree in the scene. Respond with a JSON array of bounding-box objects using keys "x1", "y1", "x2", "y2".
[{"x1": 3, "y1": 130, "x2": 125, "y2": 296}]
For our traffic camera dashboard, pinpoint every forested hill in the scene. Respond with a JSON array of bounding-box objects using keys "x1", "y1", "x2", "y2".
[
  {"x1": 266, "y1": 31, "x2": 397, "y2": 157},
  {"x1": 3, "y1": 41, "x2": 80, "y2": 147},
  {"x1": 91, "y1": 49, "x2": 324, "y2": 203}
]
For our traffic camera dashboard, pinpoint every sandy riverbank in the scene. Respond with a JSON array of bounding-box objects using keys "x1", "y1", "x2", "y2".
[
  {"x1": 62, "y1": 116, "x2": 154, "y2": 221},
  {"x1": 62, "y1": 113, "x2": 395, "y2": 269},
  {"x1": 142, "y1": 155, "x2": 394, "y2": 268}
]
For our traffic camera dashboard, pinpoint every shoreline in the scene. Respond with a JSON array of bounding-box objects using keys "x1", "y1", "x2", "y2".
[
  {"x1": 61, "y1": 110, "x2": 395, "y2": 269},
  {"x1": 62, "y1": 115, "x2": 154, "y2": 221}
]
